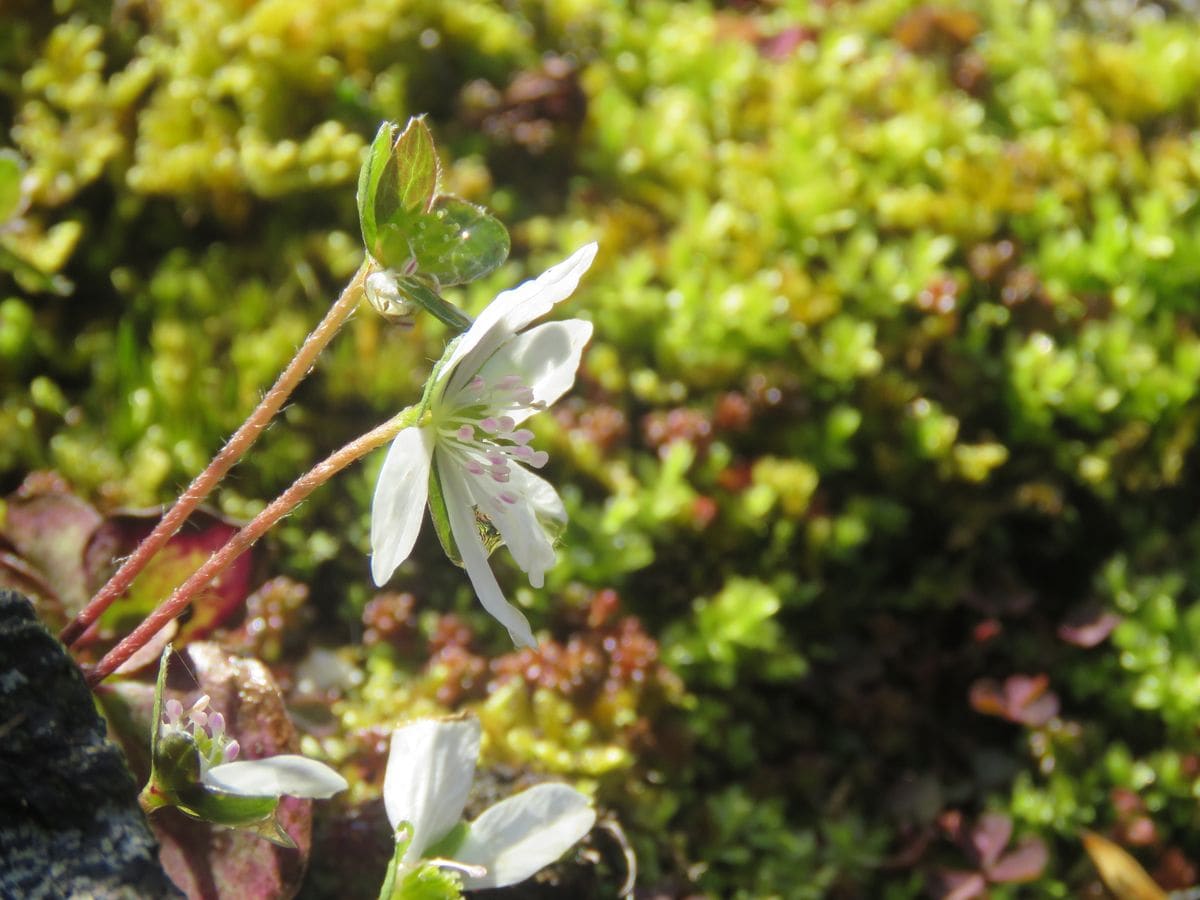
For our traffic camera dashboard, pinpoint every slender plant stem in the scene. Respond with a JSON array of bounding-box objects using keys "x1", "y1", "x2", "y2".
[
  {"x1": 62, "y1": 263, "x2": 369, "y2": 647},
  {"x1": 86, "y1": 408, "x2": 418, "y2": 687}
]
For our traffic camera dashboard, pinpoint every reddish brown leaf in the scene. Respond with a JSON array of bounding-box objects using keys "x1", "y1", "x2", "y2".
[
  {"x1": 932, "y1": 869, "x2": 987, "y2": 900},
  {"x1": 987, "y1": 836, "x2": 1048, "y2": 883},
  {"x1": 969, "y1": 674, "x2": 1059, "y2": 726},
  {"x1": 757, "y1": 26, "x2": 817, "y2": 61},
  {"x1": 1058, "y1": 603, "x2": 1121, "y2": 648},
  {"x1": 970, "y1": 812, "x2": 1012, "y2": 869},
  {"x1": 0, "y1": 547, "x2": 64, "y2": 623},
  {"x1": 2, "y1": 486, "x2": 103, "y2": 624},
  {"x1": 83, "y1": 507, "x2": 254, "y2": 640},
  {"x1": 1152, "y1": 846, "x2": 1198, "y2": 891}
]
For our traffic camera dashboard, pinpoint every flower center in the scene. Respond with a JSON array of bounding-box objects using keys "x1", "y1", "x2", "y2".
[
  {"x1": 438, "y1": 373, "x2": 549, "y2": 503},
  {"x1": 162, "y1": 694, "x2": 240, "y2": 769}
]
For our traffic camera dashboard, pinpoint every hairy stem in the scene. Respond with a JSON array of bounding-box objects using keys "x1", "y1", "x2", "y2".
[
  {"x1": 62, "y1": 264, "x2": 369, "y2": 647},
  {"x1": 86, "y1": 408, "x2": 417, "y2": 687}
]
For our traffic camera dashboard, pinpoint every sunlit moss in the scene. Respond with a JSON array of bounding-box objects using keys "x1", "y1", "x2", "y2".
[{"x1": 6, "y1": 0, "x2": 1200, "y2": 894}]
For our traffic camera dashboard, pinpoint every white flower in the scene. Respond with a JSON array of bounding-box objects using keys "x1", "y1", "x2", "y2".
[
  {"x1": 384, "y1": 715, "x2": 595, "y2": 890},
  {"x1": 161, "y1": 694, "x2": 348, "y2": 801},
  {"x1": 370, "y1": 243, "x2": 597, "y2": 647}
]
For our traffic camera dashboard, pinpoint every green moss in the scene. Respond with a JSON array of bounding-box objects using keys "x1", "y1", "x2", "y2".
[{"x1": 7, "y1": 0, "x2": 1200, "y2": 894}]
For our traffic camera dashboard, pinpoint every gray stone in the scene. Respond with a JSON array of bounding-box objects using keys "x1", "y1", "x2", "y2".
[{"x1": 0, "y1": 589, "x2": 181, "y2": 899}]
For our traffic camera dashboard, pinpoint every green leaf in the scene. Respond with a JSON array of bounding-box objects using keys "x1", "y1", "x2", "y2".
[
  {"x1": 358, "y1": 118, "x2": 439, "y2": 257},
  {"x1": 409, "y1": 196, "x2": 510, "y2": 287},
  {"x1": 0, "y1": 150, "x2": 26, "y2": 223}
]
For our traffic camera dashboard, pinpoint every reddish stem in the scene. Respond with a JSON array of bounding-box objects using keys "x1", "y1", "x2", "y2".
[
  {"x1": 86, "y1": 409, "x2": 415, "y2": 687},
  {"x1": 61, "y1": 265, "x2": 368, "y2": 647}
]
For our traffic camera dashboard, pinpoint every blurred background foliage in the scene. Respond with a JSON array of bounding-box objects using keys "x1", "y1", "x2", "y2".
[{"x1": 4, "y1": 0, "x2": 1200, "y2": 896}]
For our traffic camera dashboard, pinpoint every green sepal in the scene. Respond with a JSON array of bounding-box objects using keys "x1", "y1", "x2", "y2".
[
  {"x1": 379, "y1": 824, "x2": 414, "y2": 900},
  {"x1": 149, "y1": 644, "x2": 171, "y2": 753},
  {"x1": 416, "y1": 334, "x2": 460, "y2": 418},
  {"x1": 427, "y1": 462, "x2": 503, "y2": 567},
  {"x1": 174, "y1": 785, "x2": 286, "y2": 843},
  {"x1": 140, "y1": 642, "x2": 174, "y2": 813},
  {"x1": 358, "y1": 118, "x2": 439, "y2": 256},
  {"x1": 392, "y1": 274, "x2": 473, "y2": 333},
  {"x1": 389, "y1": 864, "x2": 464, "y2": 900},
  {"x1": 380, "y1": 825, "x2": 465, "y2": 900},
  {"x1": 422, "y1": 821, "x2": 468, "y2": 860},
  {"x1": 427, "y1": 460, "x2": 462, "y2": 568}
]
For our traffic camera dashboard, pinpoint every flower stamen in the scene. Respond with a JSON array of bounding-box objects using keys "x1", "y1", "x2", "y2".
[{"x1": 439, "y1": 372, "x2": 554, "y2": 491}]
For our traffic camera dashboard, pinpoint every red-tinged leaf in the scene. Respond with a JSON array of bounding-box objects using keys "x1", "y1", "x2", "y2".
[
  {"x1": 972, "y1": 618, "x2": 1002, "y2": 644},
  {"x1": 970, "y1": 812, "x2": 1012, "y2": 869},
  {"x1": 931, "y1": 869, "x2": 987, "y2": 900},
  {"x1": 937, "y1": 809, "x2": 968, "y2": 844},
  {"x1": 2, "y1": 485, "x2": 103, "y2": 624},
  {"x1": 114, "y1": 618, "x2": 179, "y2": 676},
  {"x1": 83, "y1": 507, "x2": 254, "y2": 641},
  {"x1": 1058, "y1": 603, "x2": 1121, "y2": 648},
  {"x1": 102, "y1": 642, "x2": 314, "y2": 899},
  {"x1": 1120, "y1": 816, "x2": 1158, "y2": 847},
  {"x1": 1004, "y1": 673, "x2": 1048, "y2": 710},
  {"x1": 968, "y1": 678, "x2": 1007, "y2": 717},
  {"x1": 757, "y1": 25, "x2": 817, "y2": 61},
  {"x1": 883, "y1": 827, "x2": 933, "y2": 868},
  {"x1": 1152, "y1": 846, "x2": 1198, "y2": 891},
  {"x1": 0, "y1": 546, "x2": 63, "y2": 622},
  {"x1": 1015, "y1": 691, "x2": 1060, "y2": 727},
  {"x1": 1112, "y1": 787, "x2": 1146, "y2": 816},
  {"x1": 969, "y1": 674, "x2": 1059, "y2": 726},
  {"x1": 987, "y1": 835, "x2": 1048, "y2": 883}
]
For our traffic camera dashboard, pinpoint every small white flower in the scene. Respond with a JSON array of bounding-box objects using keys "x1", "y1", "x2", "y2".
[
  {"x1": 161, "y1": 693, "x2": 347, "y2": 801},
  {"x1": 370, "y1": 243, "x2": 597, "y2": 647},
  {"x1": 384, "y1": 715, "x2": 595, "y2": 890}
]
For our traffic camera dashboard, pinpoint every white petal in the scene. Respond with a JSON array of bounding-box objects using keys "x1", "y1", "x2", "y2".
[
  {"x1": 441, "y1": 244, "x2": 598, "y2": 402},
  {"x1": 370, "y1": 427, "x2": 433, "y2": 586},
  {"x1": 473, "y1": 464, "x2": 564, "y2": 589},
  {"x1": 472, "y1": 319, "x2": 593, "y2": 426},
  {"x1": 441, "y1": 466, "x2": 538, "y2": 648},
  {"x1": 509, "y1": 463, "x2": 568, "y2": 525},
  {"x1": 203, "y1": 755, "x2": 348, "y2": 799},
  {"x1": 455, "y1": 783, "x2": 596, "y2": 889},
  {"x1": 384, "y1": 716, "x2": 480, "y2": 862}
]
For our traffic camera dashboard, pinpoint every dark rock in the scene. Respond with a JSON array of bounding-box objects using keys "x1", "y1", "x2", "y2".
[{"x1": 0, "y1": 589, "x2": 181, "y2": 899}]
